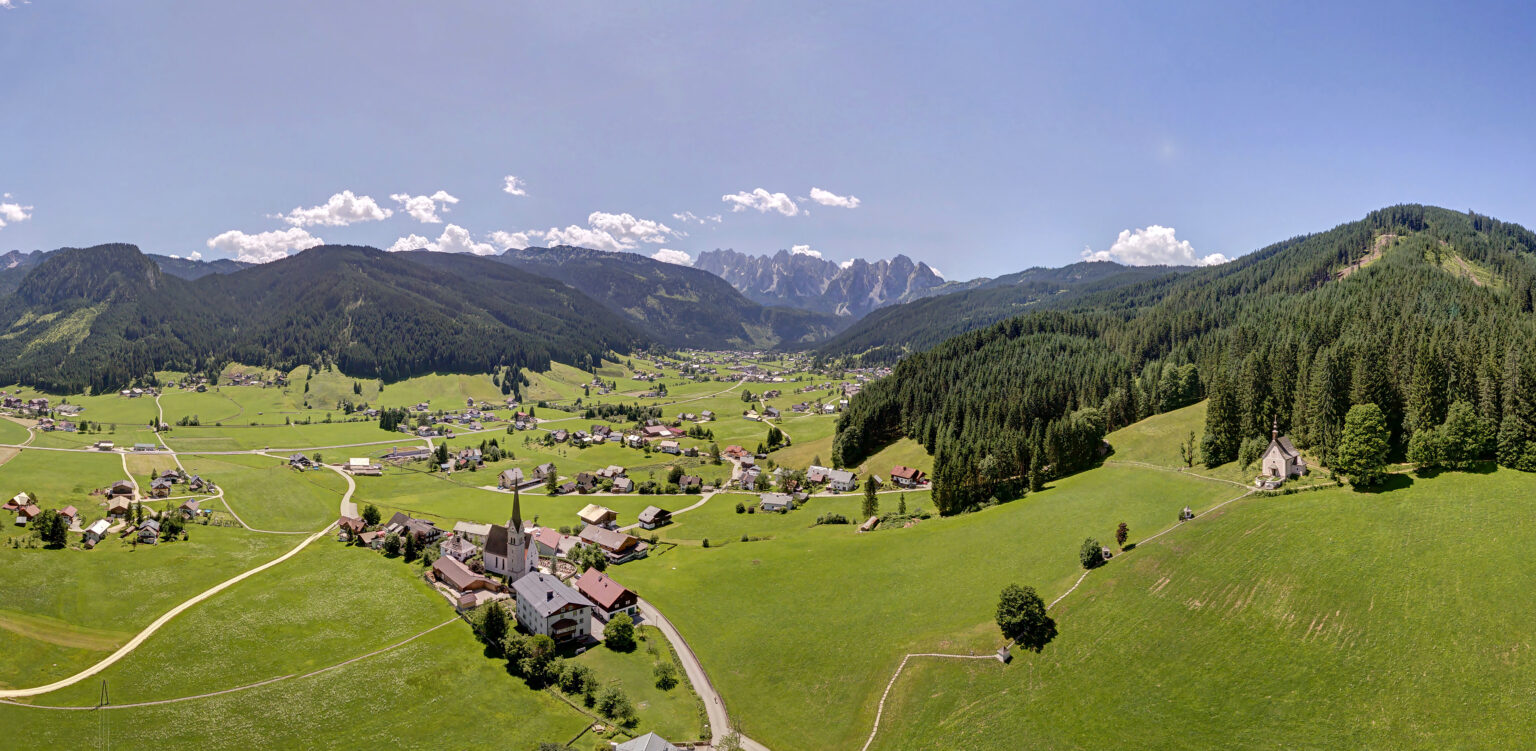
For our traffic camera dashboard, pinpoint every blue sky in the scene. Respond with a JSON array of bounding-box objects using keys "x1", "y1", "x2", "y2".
[{"x1": 3, "y1": 1, "x2": 1535, "y2": 280}]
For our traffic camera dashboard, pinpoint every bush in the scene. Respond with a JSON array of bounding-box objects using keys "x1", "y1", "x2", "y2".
[
  {"x1": 1079, "y1": 537, "x2": 1103, "y2": 569},
  {"x1": 1237, "y1": 435, "x2": 1267, "y2": 470},
  {"x1": 816, "y1": 513, "x2": 850, "y2": 525},
  {"x1": 605, "y1": 612, "x2": 636, "y2": 652},
  {"x1": 702, "y1": 538, "x2": 710, "y2": 548},
  {"x1": 735, "y1": 501, "x2": 745, "y2": 514},
  {"x1": 653, "y1": 661, "x2": 679, "y2": 690}
]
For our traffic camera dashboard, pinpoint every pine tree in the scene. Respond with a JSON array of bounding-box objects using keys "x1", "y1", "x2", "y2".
[{"x1": 1336, "y1": 403, "x2": 1389, "y2": 487}]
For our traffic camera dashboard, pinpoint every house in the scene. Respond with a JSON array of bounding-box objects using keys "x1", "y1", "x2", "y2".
[
  {"x1": 84, "y1": 518, "x2": 111, "y2": 545},
  {"x1": 385, "y1": 512, "x2": 441, "y2": 544},
  {"x1": 497, "y1": 468, "x2": 526, "y2": 490},
  {"x1": 759, "y1": 492, "x2": 795, "y2": 512},
  {"x1": 722, "y1": 445, "x2": 748, "y2": 459},
  {"x1": 179, "y1": 499, "x2": 201, "y2": 518},
  {"x1": 700, "y1": 410, "x2": 715, "y2": 421},
  {"x1": 383, "y1": 446, "x2": 431, "y2": 462},
  {"x1": 15, "y1": 503, "x2": 40, "y2": 525},
  {"x1": 532, "y1": 463, "x2": 556, "y2": 482},
  {"x1": 432, "y1": 555, "x2": 499, "y2": 597},
  {"x1": 637, "y1": 506, "x2": 671, "y2": 530},
  {"x1": 890, "y1": 465, "x2": 927, "y2": 487},
  {"x1": 827, "y1": 469, "x2": 858, "y2": 492},
  {"x1": 512, "y1": 571, "x2": 594, "y2": 643},
  {"x1": 338, "y1": 515, "x2": 366, "y2": 535},
  {"x1": 94, "y1": 441, "x2": 115, "y2": 451},
  {"x1": 555, "y1": 481, "x2": 577, "y2": 495},
  {"x1": 149, "y1": 478, "x2": 173, "y2": 498},
  {"x1": 138, "y1": 519, "x2": 161, "y2": 544},
  {"x1": 59, "y1": 505, "x2": 78, "y2": 525},
  {"x1": 551, "y1": 429, "x2": 569, "y2": 443},
  {"x1": 615, "y1": 733, "x2": 680, "y2": 751},
  {"x1": 575, "y1": 568, "x2": 639, "y2": 622},
  {"x1": 574, "y1": 472, "x2": 598, "y2": 493},
  {"x1": 3, "y1": 493, "x2": 25, "y2": 511},
  {"x1": 108, "y1": 480, "x2": 135, "y2": 497},
  {"x1": 1259, "y1": 423, "x2": 1307, "y2": 482},
  {"x1": 642, "y1": 425, "x2": 671, "y2": 440},
  {"x1": 611, "y1": 477, "x2": 635, "y2": 493},
  {"x1": 577, "y1": 504, "x2": 618, "y2": 529},
  {"x1": 577, "y1": 525, "x2": 649, "y2": 564},
  {"x1": 188, "y1": 475, "x2": 206, "y2": 491},
  {"x1": 533, "y1": 526, "x2": 580, "y2": 559},
  {"x1": 595, "y1": 465, "x2": 627, "y2": 480},
  {"x1": 108, "y1": 497, "x2": 132, "y2": 518},
  {"x1": 452, "y1": 521, "x2": 492, "y2": 544},
  {"x1": 345, "y1": 458, "x2": 382, "y2": 476}
]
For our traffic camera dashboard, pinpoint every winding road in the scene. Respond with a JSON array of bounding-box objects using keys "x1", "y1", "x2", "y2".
[{"x1": 639, "y1": 599, "x2": 770, "y2": 751}]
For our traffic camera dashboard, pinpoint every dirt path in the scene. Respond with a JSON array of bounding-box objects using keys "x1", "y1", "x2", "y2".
[
  {"x1": 0, "y1": 464, "x2": 355, "y2": 700},
  {"x1": 638, "y1": 599, "x2": 771, "y2": 751}
]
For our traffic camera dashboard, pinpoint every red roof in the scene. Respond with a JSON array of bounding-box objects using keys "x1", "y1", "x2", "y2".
[
  {"x1": 891, "y1": 465, "x2": 923, "y2": 480},
  {"x1": 60, "y1": 505, "x2": 78, "y2": 518},
  {"x1": 576, "y1": 568, "x2": 636, "y2": 611}
]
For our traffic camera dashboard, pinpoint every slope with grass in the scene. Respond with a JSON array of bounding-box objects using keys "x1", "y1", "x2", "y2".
[
  {"x1": 612, "y1": 464, "x2": 1239, "y2": 750},
  {"x1": 869, "y1": 467, "x2": 1536, "y2": 750}
]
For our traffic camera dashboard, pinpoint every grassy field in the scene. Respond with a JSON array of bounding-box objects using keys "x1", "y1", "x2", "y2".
[
  {"x1": 612, "y1": 464, "x2": 1241, "y2": 750},
  {"x1": 869, "y1": 467, "x2": 1536, "y2": 750},
  {"x1": 1106, "y1": 400, "x2": 1333, "y2": 489},
  {"x1": 576, "y1": 625, "x2": 707, "y2": 743},
  {"x1": 185, "y1": 454, "x2": 346, "y2": 532},
  {"x1": 0, "y1": 449, "x2": 129, "y2": 517},
  {"x1": 0, "y1": 524, "x2": 294, "y2": 689}
]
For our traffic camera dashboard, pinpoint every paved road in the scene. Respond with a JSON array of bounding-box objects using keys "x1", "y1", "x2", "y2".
[
  {"x1": 0, "y1": 463, "x2": 355, "y2": 699},
  {"x1": 638, "y1": 599, "x2": 771, "y2": 751}
]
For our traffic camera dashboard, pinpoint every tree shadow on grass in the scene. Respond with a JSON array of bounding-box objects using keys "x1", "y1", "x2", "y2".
[{"x1": 1356, "y1": 473, "x2": 1414, "y2": 493}]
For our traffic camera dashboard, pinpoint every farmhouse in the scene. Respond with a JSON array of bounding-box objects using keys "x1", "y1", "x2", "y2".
[
  {"x1": 3, "y1": 493, "x2": 25, "y2": 511},
  {"x1": 385, "y1": 512, "x2": 441, "y2": 544},
  {"x1": 827, "y1": 469, "x2": 858, "y2": 492},
  {"x1": 577, "y1": 504, "x2": 618, "y2": 529},
  {"x1": 532, "y1": 463, "x2": 556, "y2": 482},
  {"x1": 534, "y1": 526, "x2": 580, "y2": 559},
  {"x1": 432, "y1": 555, "x2": 499, "y2": 597},
  {"x1": 383, "y1": 446, "x2": 431, "y2": 462},
  {"x1": 497, "y1": 468, "x2": 526, "y2": 490},
  {"x1": 611, "y1": 476, "x2": 635, "y2": 493},
  {"x1": 484, "y1": 488, "x2": 539, "y2": 582},
  {"x1": 138, "y1": 519, "x2": 160, "y2": 543},
  {"x1": 84, "y1": 518, "x2": 111, "y2": 546},
  {"x1": 512, "y1": 572, "x2": 594, "y2": 644},
  {"x1": 15, "y1": 503, "x2": 40, "y2": 525},
  {"x1": 440, "y1": 534, "x2": 479, "y2": 562},
  {"x1": 637, "y1": 506, "x2": 671, "y2": 530},
  {"x1": 452, "y1": 521, "x2": 492, "y2": 544},
  {"x1": 179, "y1": 499, "x2": 200, "y2": 518},
  {"x1": 759, "y1": 492, "x2": 795, "y2": 512},
  {"x1": 575, "y1": 568, "x2": 639, "y2": 622},
  {"x1": 338, "y1": 516, "x2": 366, "y2": 536},
  {"x1": 108, "y1": 480, "x2": 135, "y2": 497},
  {"x1": 890, "y1": 465, "x2": 927, "y2": 487},
  {"x1": 346, "y1": 458, "x2": 382, "y2": 476},
  {"x1": 577, "y1": 525, "x2": 649, "y2": 564}
]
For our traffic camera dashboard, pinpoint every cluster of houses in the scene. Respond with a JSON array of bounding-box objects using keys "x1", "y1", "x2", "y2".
[
  {"x1": 116, "y1": 387, "x2": 160, "y2": 398},
  {"x1": 224, "y1": 371, "x2": 285, "y2": 387},
  {"x1": 0, "y1": 395, "x2": 52, "y2": 416}
]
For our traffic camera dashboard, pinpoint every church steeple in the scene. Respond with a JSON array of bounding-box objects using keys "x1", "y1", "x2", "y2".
[{"x1": 511, "y1": 485, "x2": 523, "y2": 532}]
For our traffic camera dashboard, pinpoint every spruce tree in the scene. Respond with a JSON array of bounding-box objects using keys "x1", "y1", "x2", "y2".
[{"x1": 1336, "y1": 404, "x2": 1389, "y2": 487}]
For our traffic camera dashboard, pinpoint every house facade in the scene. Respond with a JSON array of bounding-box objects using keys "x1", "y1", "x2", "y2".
[{"x1": 512, "y1": 572, "x2": 594, "y2": 643}]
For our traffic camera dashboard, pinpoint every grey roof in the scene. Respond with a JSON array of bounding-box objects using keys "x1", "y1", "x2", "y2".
[
  {"x1": 486, "y1": 523, "x2": 509, "y2": 557},
  {"x1": 827, "y1": 469, "x2": 856, "y2": 484},
  {"x1": 760, "y1": 492, "x2": 794, "y2": 508},
  {"x1": 1268, "y1": 436, "x2": 1299, "y2": 459},
  {"x1": 638, "y1": 506, "x2": 670, "y2": 524},
  {"x1": 616, "y1": 733, "x2": 680, "y2": 751},
  {"x1": 513, "y1": 571, "x2": 594, "y2": 617}
]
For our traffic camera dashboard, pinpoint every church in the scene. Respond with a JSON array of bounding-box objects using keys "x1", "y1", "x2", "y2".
[
  {"x1": 1259, "y1": 421, "x2": 1306, "y2": 484},
  {"x1": 485, "y1": 486, "x2": 539, "y2": 582}
]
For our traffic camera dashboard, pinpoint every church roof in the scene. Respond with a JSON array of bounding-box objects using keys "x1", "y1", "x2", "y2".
[{"x1": 1267, "y1": 435, "x2": 1299, "y2": 459}]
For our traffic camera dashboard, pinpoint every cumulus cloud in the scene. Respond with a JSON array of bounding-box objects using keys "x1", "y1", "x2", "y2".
[
  {"x1": 502, "y1": 175, "x2": 528, "y2": 196},
  {"x1": 722, "y1": 188, "x2": 799, "y2": 216},
  {"x1": 651, "y1": 248, "x2": 693, "y2": 266},
  {"x1": 390, "y1": 190, "x2": 459, "y2": 223},
  {"x1": 489, "y1": 230, "x2": 540, "y2": 250},
  {"x1": 789, "y1": 244, "x2": 823, "y2": 259},
  {"x1": 1082, "y1": 225, "x2": 1228, "y2": 267},
  {"x1": 207, "y1": 227, "x2": 323, "y2": 264},
  {"x1": 838, "y1": 259, "x2": 855, "y2": 269},
  {"x1": 0, "y1": 195, "x2": 33, "y2": 229},
  {"x1": 808, "y1": 187, "x2": 861, "y2": 209},
  {"x1": 277, "y1": 190, "x2": 392, "y2": 227},
  {"x1": 388, "y1": 224, "x2": 496, "y2": 255},
  {"x1": 540, "y1": 211, "x2": 677, "y2": 251}
]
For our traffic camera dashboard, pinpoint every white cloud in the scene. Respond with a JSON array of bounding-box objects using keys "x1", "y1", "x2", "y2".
[
  {"x1": 808, "y1": 187, "x2": 861, "y2": 209},
  {"x1": 390, "y1": 190, "x2": 459, "y2": 223},
  {"x1": 1081, "y1": 225, "x2": 1228, "y2": 267},
  {"x1": 672, "y1": 211, "x2": 721, "y2": 225},
  {"x1": 722, "y1": 188, "x2": 799, "y2": 216},
  {"x1": 489, "y1": 230, "x2": 540, "y2": 250},
  {"x1": 388, "y1": 224, "x2": 497, "y2": 255},
  {"x1": 188, "y1": 251, "x2": 203, "y2": 262},
  {"x1": 651, "y1": 248, "x2": 693, "y2": 266},
  {"x1": 278, "y1": 190, "x2": 392, "y2": 227},
  {"x1": 0, "y1": 198, "x2": 33, "y2": 229},
  {"x1": 540, "y1": 211, "x2": 677, "y2": 252},
  {"x1": 930, "y1": 267, "x2": 944, "y2": 278},
  {"x1": 502, "y1": 175, "x2": 528, "y2": 196},
  {"x1": 789, "y1": 244, "x2": 823, "y2": 259},
  {"x1": 838, "y1": 259, "x2": 855, "y2": 269},
  {"x1": 207, "y1": 227, "x2": 323, "y2": 264}
]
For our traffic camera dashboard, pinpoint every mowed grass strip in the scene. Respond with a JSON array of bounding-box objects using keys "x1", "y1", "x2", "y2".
[
  {"x1": 612, "y1": 464, "x2": 1239, "y2": 750},
  {"x1": 869, "y1": 468, "x2": 1536, "y2": 750}
]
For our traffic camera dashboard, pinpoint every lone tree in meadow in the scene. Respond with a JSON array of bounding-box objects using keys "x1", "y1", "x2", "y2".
[
  {"x1": 480, "y1": 602, "x2": 509, "y2": 652},
  {"x1": 1079, "y1": 537, "x2": 1104, "y2": 569},
  {"x1": 1336, "y1": 403, "x2": 1390, "y2": 487},
  {"x1": 862, "y1": 475, "x2": 880, "y2": 519},
  {"x1": 361, "y1": 503, "x2": 381, "y2": 526},
  {"x1": 1115, "y1": 522, "x2": 1129, "y2": 548},
  {"x1": 996, "y1": 583, "x2": 1057, "y2": 652}
]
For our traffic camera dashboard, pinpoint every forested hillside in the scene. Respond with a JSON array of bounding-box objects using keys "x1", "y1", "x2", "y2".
[
  {"x1": 816, "y1": 261, "x2": 1185, "y2": 362},
  {"x1": 499, "y1": 246, "x2": 843, "y2": 348},
  {"x1": 0, "y1": 244, "x2": 640, "y2": 392},
  {"x1": 834, "y1": 206, "x2": 1536, "y2": 514},
  {"x1": 0, "y1": 248, "x2": 250, "y2": 296}
]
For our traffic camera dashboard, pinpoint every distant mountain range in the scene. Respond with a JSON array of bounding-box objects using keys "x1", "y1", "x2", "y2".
[
  {"x1": 497, "y1": 246, "x2": 845, "y2": 349},
  {"x1": 0, "y1": 249, "x2": 251, "y2": 296},
  {"x1": 694, "y1": 249, "x2": 948, "y2": 318}
]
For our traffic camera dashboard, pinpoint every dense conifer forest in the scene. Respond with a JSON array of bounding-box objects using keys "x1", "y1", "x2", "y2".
[{"x1": 833, "y1": 206, "x2": 1536, "y2": 514}]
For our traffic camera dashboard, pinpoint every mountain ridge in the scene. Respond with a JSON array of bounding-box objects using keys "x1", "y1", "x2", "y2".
[{"x1": 694, "y1": 248, "x2": 947, "y2": 318}]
